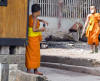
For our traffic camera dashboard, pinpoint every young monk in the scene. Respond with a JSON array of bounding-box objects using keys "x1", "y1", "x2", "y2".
[
  {"x1": 81, "y1": 6, "x2": 100, "y2": 53},
  {"x1": 25, "y1": 4, "x2": 48, "y2": 75}
]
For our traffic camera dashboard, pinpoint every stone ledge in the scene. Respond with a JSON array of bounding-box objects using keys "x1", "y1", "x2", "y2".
[{"x1": 9, "y1": 70, "x2": 49, "y2": 81}]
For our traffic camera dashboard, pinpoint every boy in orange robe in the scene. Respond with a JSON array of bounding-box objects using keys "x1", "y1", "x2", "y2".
[
  {"x1": 25, "y1": 4, "x2": 48, "y2": 75},
  {"x1": 82, "y1": 6, "x2": 100, "y2": 53}
]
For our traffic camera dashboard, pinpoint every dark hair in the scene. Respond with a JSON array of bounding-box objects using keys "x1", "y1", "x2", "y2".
[{"x1": 31, "y1": 4, "x2": 41, "y2": 13}]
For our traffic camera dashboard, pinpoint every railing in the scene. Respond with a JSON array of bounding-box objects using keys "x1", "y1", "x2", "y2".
[
  {"x1": 37, "y1": 0, "x2": 58, "y2": 17},
  {"x1": 37, "y1": 0, "x2": 100, "y2": 18}
]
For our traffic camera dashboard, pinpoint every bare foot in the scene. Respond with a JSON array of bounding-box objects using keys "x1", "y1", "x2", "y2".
[{"x1": 34, "y1": 71, "x2": 43, "y2": 75}]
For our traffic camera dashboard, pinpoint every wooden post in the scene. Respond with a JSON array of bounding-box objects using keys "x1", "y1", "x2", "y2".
[{"x1": 1, "y1": 63, "x2": 9, "y2": 81}]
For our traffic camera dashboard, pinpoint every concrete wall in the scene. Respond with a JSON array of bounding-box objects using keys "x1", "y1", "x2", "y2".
[{"x1": 39, "y1": 17, "x2": 84, "y2": 39}]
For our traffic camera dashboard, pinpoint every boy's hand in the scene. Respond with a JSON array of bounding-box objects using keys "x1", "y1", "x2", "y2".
[
  {"x1": 40, "y1": 27, "x2": 46, "y2": 32},
  {"x1": 43, "y1": 20, "x2": 48, "y2": 26}
]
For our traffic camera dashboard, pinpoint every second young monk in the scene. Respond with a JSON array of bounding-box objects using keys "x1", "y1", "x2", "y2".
[{"x1": 82, "y1": 6, "x2": 100, "y2": 53}]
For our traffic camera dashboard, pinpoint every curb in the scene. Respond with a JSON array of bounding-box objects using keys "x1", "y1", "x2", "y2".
[
  {"x1": 41, "y1": 62, "x2": 100, "y2": 76},
  {"x1": 41, "y1": 55, "x2": 100, "y2": 67}
]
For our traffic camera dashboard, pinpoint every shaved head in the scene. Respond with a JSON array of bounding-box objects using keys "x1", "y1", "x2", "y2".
[{"x1": 90, "y1": 6, "x2": 95, "y2": 10}]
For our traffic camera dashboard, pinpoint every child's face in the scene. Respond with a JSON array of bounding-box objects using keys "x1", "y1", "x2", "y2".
[
  {"x1": 32, "y1": 11, "x2": 40, "y2": 17},
  {"x1": 90, "y1": 6, "x2": 96, "y2": 14}
]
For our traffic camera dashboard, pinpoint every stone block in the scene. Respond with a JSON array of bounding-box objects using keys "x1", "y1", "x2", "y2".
[
  {"x1": 0, "y1": 46, "x2": 9, "y2": 54},
  {"x1": 14, "y1": 46, "x2": 25, "y2": 54}
]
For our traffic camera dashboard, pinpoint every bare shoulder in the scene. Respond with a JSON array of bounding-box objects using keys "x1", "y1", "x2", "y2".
[
  {"x1": 95, "y1": 13, "x2": 100, "y2": 15},
  {"x1": 96, "y1": 13, "x2": 99, "y2": 14}
]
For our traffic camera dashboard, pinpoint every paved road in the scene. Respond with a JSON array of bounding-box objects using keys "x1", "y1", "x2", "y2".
[{"x1": 39, "y1": 67, "x2": 100, "y2": 81}]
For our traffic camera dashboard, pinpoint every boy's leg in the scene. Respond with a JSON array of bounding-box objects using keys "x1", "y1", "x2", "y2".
[
  {"x1": 27, "y1": 68, "x2": 43, "y2": 75},
  {"x1": 95, "y1": 45, "x2": 98, "y2": 53},
  {"x1": 34, "y1": 68, "x2": 43, "y2": 75},
  {"x1": 90, "y1": 45, "x2": 95, "y2": 53},
  {"x1": 27, "y1": 69, "x2": 34, "y2": 73}
]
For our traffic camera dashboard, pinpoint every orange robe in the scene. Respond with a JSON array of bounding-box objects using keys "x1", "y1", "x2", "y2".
[
  {"x1": 86, "y1": 13, "x2": 100, "y2": 46},
  {"x1": 25, "y1": 15, "x2": 42, "y2": 69}
]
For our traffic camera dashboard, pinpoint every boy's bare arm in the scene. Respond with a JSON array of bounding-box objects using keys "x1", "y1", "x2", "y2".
[
  {"x1": 32, "y1": 18, "x2": 46, "y2": 32},
  {"x1": 38, "y1": 19, "x2": 48, "y2": 26}
]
